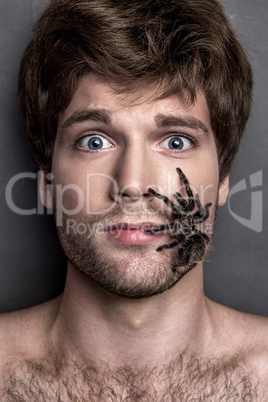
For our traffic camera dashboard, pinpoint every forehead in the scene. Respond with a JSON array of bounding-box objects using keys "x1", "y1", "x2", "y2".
[{"x1": 58, "y1": 73, "x2": 212, "y2": 130}]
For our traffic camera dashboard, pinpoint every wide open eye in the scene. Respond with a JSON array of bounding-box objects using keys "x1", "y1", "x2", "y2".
[
  {"x1": 78, "y1": 135, "x2": 113, "y2": 151},
  {"x1": 161, "y1": 135, "x2": 192, "y2": 151}
]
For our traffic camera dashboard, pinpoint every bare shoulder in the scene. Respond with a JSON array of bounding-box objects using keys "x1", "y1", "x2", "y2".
[
  {"x1": 0, "y1": 296, "x2": 61, "y2": 373},
  {"x1": 207, "y1": 298, "x2": 268, "y2": 383}
]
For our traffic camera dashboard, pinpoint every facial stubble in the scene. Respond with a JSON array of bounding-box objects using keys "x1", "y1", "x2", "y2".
[{"x1": 56, "y1": 202, "x2": 216, "y2": 299}]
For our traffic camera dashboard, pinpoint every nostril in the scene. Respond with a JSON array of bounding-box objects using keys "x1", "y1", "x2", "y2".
[
  {"x1": 143, "y1": 192, "x2": 154, "y2": 200},
  {"x1": 110, "y1": 181, "x2": 155, "y2": 204},
  {"x1": 113, "y1": 189, "x2": 154, "y2": 203},
  {"x1": 118, "y1": 192, "x2": 143, "y2": 202},
  {"x1": 126, "y1": 195, "x2": 141, "y2": 202}
]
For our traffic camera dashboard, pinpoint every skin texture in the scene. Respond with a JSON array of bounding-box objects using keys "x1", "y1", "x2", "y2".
[
  {"x1": 145, "y1": 167, "x2": 212, "y2": 271},
  {"x1": 1, "y1": 74, "x2": 268, "y2": 400},
  {"x1": 51, "y1": 74, "x2": 224, "y2": 299}
]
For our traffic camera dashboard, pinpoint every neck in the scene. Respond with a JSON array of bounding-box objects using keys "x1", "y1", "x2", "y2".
[{"x1": 51, "y1": 264, "x2": 214, "y2": 368}]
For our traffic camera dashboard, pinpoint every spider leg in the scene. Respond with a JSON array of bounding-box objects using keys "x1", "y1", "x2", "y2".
[
  {"x1": 173, "y1": 192, "x2": 194, "y2": 213},
  {"x1": 173, "y1": 192, "x2": 188, "y2": 210},
  {"x1": 193, "y1": 194, "x2": 204, "y2": 219},
  {"x1": 176, "y1": 167, "x2": 195, "y2": 211},
  {"x1": 144, "y1": 224, "x2": 171, "y2": 235},
  {"x1": 148, "y1": 188, "x2": 182, "y2": 213},
  {"x1": 194, "y1": 200, "x2": 212, "y2": 223},
  {"x1": 156, "y1": 240, "x2": 179, "y2": 252},
  {"x1": 203, "y1": 202, "x2": 212, "y2": 221},
  {"x1": 181, "y1": 237, "x2": 193, "y2": 265}
]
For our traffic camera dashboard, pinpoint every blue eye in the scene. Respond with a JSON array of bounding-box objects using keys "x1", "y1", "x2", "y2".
[
  {"x1": 161, "y1": 135, "x2": 192, "y2": 151},
  {"x1": 78, "y1": 135, "x2": 112, "y2": 151}
]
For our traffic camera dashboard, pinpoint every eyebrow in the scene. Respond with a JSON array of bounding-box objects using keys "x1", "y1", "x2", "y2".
[
  {"x1": 155, "y1": 113, "x2": 210, "y2": 135},
  {"x1": 60, "y1": 109, "x2": 111, "y2": 132},
  {"x1": 60, "y1": 108, "x2": 210, "y2": 136}
]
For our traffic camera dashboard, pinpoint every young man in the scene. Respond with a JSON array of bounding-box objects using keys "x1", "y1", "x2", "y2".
[{"x1": 0, "y1": 0, "x2": 267, "y2": 399}]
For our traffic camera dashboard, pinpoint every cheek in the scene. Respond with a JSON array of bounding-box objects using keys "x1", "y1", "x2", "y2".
[
  {"x1": 51, "y1": 165, "x2": 117, "y2": 216},
  {"x1": 194, "y1": 151, "x2": 220, "y2": 204},
  {"x1": 198, "y1": 178, "x2": 219, "y2": 205},
  {"x1": 52, "y1": 179, "x2": 86, "y2": 218}
]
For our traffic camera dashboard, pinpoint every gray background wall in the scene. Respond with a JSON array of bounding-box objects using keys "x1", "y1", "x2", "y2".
[{"x1": 0, "y1": 0, "x2": 267, "y2": 314}]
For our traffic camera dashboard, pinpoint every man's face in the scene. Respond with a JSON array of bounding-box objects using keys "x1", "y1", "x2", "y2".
[{"x1": 46, "y1": 73, "x2": 228, "y2": 298}]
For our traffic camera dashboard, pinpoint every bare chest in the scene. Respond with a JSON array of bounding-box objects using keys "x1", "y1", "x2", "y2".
[{"x1": 0, "y1": 355, "x2": 263, "y2": 401}]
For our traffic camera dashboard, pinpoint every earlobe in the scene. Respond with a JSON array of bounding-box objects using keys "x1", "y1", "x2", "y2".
[
  {"x1": 39, "y1": 170, "x2": 53, "y2": 209},
  {"x1": 218, "y1": 175, "x2": 229, "y2": 206}
]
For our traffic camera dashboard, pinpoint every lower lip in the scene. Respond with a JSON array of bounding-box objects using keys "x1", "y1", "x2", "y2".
[{"x1": 106, "y1": 228, "x2": 164, "y2": 245}]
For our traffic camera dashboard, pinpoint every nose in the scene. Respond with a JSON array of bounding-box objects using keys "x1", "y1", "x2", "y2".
[{"x1": 110, "y1": 143, "x2": 158, "y2": 203}]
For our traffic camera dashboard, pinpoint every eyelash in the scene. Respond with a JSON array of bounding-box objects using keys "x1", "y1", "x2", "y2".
[
  {"x1": 75, "y1": 133, "x2": 197, "y2": 154},
  {"x1": 76, "y1": 133, "x2": 113, "y2": 152},
  {"x1": 159, "y1": 134, "x2": 197, "y2": 153}
]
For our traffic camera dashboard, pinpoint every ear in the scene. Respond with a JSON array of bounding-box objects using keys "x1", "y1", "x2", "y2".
[
  {"x1": 217, "y1": 175, "x2": 229, "y2": 207},
  {"x1": 39, "y1": 170, "x2": 53, "y2": 209}
]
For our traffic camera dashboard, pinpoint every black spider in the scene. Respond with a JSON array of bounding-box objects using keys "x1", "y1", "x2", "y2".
[{"x1": 145, "y1": 167, "x2": 212, "y2": 272}]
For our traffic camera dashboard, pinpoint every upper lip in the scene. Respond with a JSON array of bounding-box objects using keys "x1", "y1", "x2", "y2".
[{"x1": 105, "y1": 222, "x2": 163, "y2": 231}]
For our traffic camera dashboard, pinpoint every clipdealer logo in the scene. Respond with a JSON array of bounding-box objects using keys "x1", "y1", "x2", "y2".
[
  {"x1": 5, "y1": 170, "x2": 263, "y2": 233},
  {"x1": 227, "y1": 171, "x2": 263, "y2": 233}
]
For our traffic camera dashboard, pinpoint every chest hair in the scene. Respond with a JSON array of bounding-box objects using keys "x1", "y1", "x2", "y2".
[{"x1": 0, "y1": 353, "x2": 263, "y2": 401}]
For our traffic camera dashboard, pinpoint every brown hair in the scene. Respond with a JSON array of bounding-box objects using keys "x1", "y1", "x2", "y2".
[{"x1": 18, "y1": 0, "x2": 253, "y2": 181}]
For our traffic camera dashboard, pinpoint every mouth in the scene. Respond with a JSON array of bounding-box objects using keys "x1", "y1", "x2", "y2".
[{"x1": 105, "y1": 222, "x2": 165, "y2": 245}]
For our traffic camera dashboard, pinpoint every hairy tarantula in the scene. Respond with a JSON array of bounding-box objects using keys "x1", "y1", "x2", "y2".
[{"x1": 145, "y1": 168, "x2": 212, "y2": 272}]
